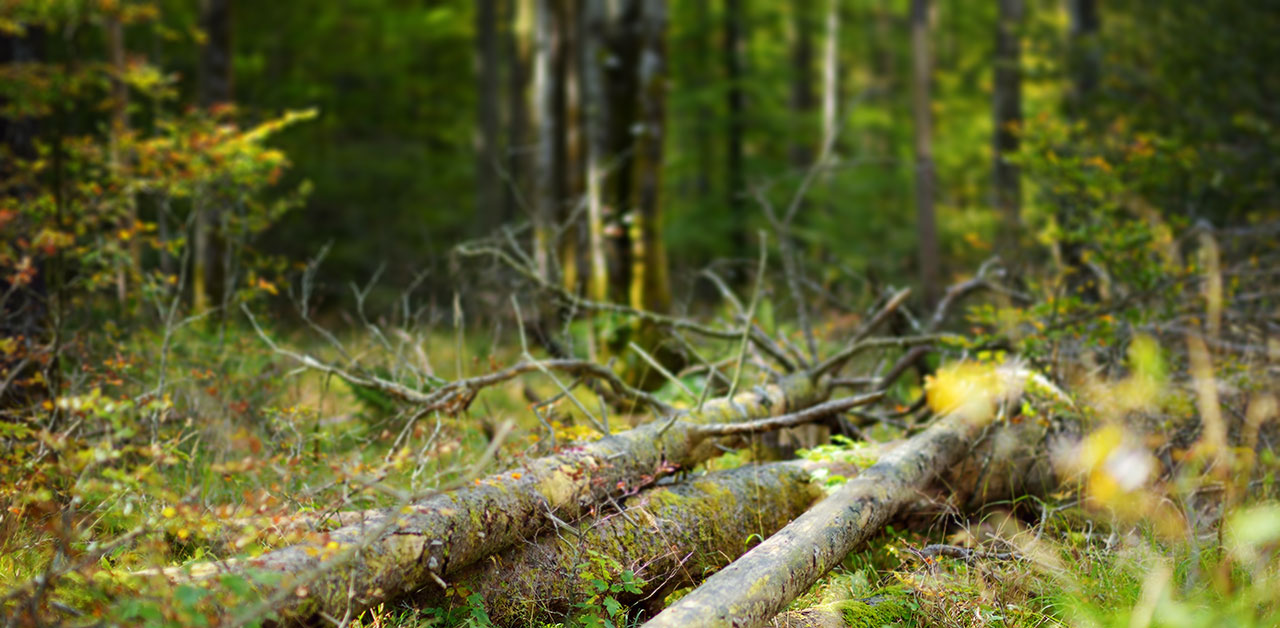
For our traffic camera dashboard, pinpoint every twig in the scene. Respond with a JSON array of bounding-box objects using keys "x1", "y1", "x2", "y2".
[
  {"x1": 729, "y1": 232, "x2": 769, "y2": 400},
  {"x1": 692, "y1": 392, "x2": 884, "y2": 438}
]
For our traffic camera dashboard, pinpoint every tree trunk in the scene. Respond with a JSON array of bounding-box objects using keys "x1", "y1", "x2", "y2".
[
  {"x1": 474, "y1": 0, "x2": 504, "y2": 231},
  {"x1": 993, "y1": 0, "x2": 1023, "y2": 254},
  {"x1": 628, "y1": 0, "x2": 670, "y2": 315},
  {"x1": 531, "y1": 0, "x2": 562, "y2": 281},
  {"x1": 1061, "y1": 0, "x2": 1100, "y2": 299},
  {"x1": 642, "y1": 409, "x2": 1010, "y2": 628},
  {"x1": 724, "y1": 0, "x2": 747, "y2": 255},
  {"x1": 195, "y1": 0, "x2": 232, "y2": 314},
  {"x1": 819, "y1": 0, "x2": 838, "y2": 159},
  {"x1": 560, "y1": 0, "x2": 583, "y2": 294},
  {"x1": 422, "y1": 461, "x2": 833, "y2": 626},
  {"x1": 106, "y1": 14, "x2": 135, "y2": 305},
  {"x1": 1066, "y1": 0, "x2": 1099, "y2": 116},
  {"x1": 179, "y1": 374, "x2": 831, "y2": 622},
  {"x1": 426, "y1": 407, "x2": 1061, "y2": 626},
  {"x1": 582, "y1": 0, "x2": 610, "y2": 303},
  {"x1": 789, "y1": 0, "x2": 815, "y2": 169},
  {"x1": 504, "y1": 0, "x2": 531, "y2": 222},
  {"x1": 910, "y1": 0, "x2": 939, "y2": 307}
]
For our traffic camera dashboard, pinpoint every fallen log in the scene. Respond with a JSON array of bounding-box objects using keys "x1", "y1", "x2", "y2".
[
  {"x1": 416, "y1": 407, "x2": 1061, "y2": 626},
  {"x1": 421, "y1": 460, "x2": 839, "y2": 626},
  {"x1": 641, "y1": 408, "x2": 1005, "y2": 628},
  {"x1": 192, "y1": 373, "x2": 834, "y2": 623}
]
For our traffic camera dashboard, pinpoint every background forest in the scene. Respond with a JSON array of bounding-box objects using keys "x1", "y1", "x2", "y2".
[{"x1": 2, "y1": 0, "x2": 1279, "y2": 627}]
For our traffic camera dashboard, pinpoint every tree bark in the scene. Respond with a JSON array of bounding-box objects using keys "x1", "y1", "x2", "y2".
[
  {"x1": 789, "y1": 0, "x2": 815, "y2": 169},
  {"x1": 504, "y1": 0, "x2": 531, "y2": 222},
  {"x1": 474, "y1": 0, "x2": 505, "y2": 230},
  {"x1": 642, "y1": 409, "x2": 1009, "y2": 628},
  {"x1": 628, "y1": 0, "x2": 670, "y2": 315},
  {"x1": 423, "y1": 406, "x2": 1062, "y2": 626},
  {"x1": 182, "y1": 374, "x2": 831, "y2": 622},
  {"x1": 1066, "y1": 0, "x2": 1099, "y2": 115},
  {"x1": 422, "y1": 461, "x2": 833, "y2": 626},
  {"x1": 724, "y1": 0, "x2": 747, "y2": 254},
  {"x1": 910, "y1": 0, "x2": 939, "y2": 306},
  {"x1": 993, "y1": 0, "x2": 1023, "y2": 254},
  {"x1": 105, "y1": 14, "x2": 135, "y2": 304},
  {"x1": 530, "y1": 0, "x2": 562, "y2": 281},
  {"x1": 1060, "y1": 0, "x2": 1100, "y2": 299},
  {"x1": 582, "y1": 0, "x2": 610, "y2": 303},
  {"x1": 194, "y1": 0, "x2": 233, "y2": 314}
]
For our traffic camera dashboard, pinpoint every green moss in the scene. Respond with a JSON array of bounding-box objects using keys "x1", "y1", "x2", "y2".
[{"x1": 835, "y1": 586, "x2": 918, "y2": 627}]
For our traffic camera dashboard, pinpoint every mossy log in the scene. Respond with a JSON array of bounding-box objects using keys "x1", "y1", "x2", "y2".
[
  {"x1": 420, "y1": 461, "x2": 839, "y2": 626},
  {"x1": 416, "y1": 414, "x2": 1060, "y2": 626},
  {"x1": 182, "y1": 373, "x2": 829, "y2": 623},
  {"x1": 641, "y1": 410, "x2": 1007, "y2": 628}
]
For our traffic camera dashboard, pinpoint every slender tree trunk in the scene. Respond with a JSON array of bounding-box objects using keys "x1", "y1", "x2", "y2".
[
  {"x1": 724, "y1": 0, "x2": 747, "y2": 255},
  {"x1": 628, "y1": 0, "x2": 670, "y2": 315},
  {"x1": 1062, "y1": 0, "x2": 1100, "y2": 298},
  {"x1": 819, "y1": 0, "x2": 838, "y2": 158},
  {"x1": 910, "y1": 0, "x2": 939, "y2": 306},
  {"x1": 993, "y1": 0, "x2": 1023, "y2": 253},
  {"x1": 582, "y1": 0, "x2": 610, "y2": 303},
  {"x1": 195, "y1": 0, "x2": 232, "y2": 314},
  {"x1": 474, "y1": 0, "x2": 504, "y2": 231},
  {"x1": 692, "y1": 0, "x2": 714, "y2": 200},
  {"x1": 106, "y1": 15, "x2": 135, "y2": 304},
  {"x1": 789, "y1": 0, "x2": 815, "y2": 169},
  {"x1": 559, "y1": 0, "x2": 583, "y2": 294},
  {"x1": 1066, "y1": 0, "x2": 1099, "y2": 116},
  {"x1": 531, "y1": 0, "x2": 561, "y2": 282},
  {"x1": 504, "y1": 0, "x2": 531, "y2": 222}
]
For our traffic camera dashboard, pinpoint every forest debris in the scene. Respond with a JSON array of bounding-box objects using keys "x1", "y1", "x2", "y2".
[
  {"x1": 185, "y1": 373, "x2": 838, "y2": 623},
  {"x1": 421, "y1": 461, "x2": 838, "y2": 626},
  {"x1": 642, "y1": 406, "x2": 1018, "y2": 628}
]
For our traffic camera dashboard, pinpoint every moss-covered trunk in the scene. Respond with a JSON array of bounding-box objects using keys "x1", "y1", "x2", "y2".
[
  {"x1": 181, "y1": 373, "x2": 828, "y2": 623},
  {"x1": 416, "y1": 414, "x2": 1061, "y2": 626},
  {"x1": 642, "y1": 410, "x2": 1002, "y2": 628},
  {"x1": 423, "y1": 461, "x2": 834, "y2": 626}
]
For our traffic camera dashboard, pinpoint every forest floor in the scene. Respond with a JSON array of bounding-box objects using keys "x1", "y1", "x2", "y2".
[{"x1": 2, "y1": 280, "x2": 1278, "y2": 627}]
